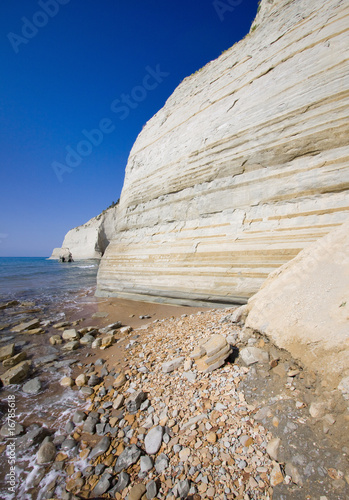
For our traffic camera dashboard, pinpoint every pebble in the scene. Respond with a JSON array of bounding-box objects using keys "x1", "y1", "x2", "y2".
[
  {"x1": 36, "y1": 441, "x2": 56, "y2": 464},
  {"x1": 144, "y1": 425, "x2": 164, "y2": 455},
  {"x1": 22, "y1": 377, "x2": 42, "y2": 394}
]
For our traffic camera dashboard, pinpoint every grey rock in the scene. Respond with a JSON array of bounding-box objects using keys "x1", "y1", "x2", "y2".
[
  {"x1": 62, "y1": 341, "x2": 80, "y2": 351},
  {"x1": 80, "y1": 386, "x2": 94, "y2": 396},
  {"x1": 89, "y1": 436, "x2": 111, "y2": 460},
  {"x1": 92, "y1": 472, "x2": 112, "y2": 496},
  {"x1": 96, "y1": 423, "x2": 106, "y2": 435},
  {"x1": 126, "y1": 390, "x2": 147, "y2": 414},
  {"x1": 65, "y1": 421, "x2": 75, "y2": 434},
  {"x1": 95, "y1": 358, "x2": 105, "y2": 366},
  {"x1": 173, "y1": 479, "x2": 190, "y2": 499},
  {"x1": 36, "y1": 441, "x2": 56, "y2": 464},
  {"x1": 161, "y1": 356, "x2": 184, "y2": 373},
  {"x1": 140, "y1": 455, "x2": 154, "y2": 472},
  {"x1": 338, "y1": 376, "x2": 349, "y2": 399},
  {"x1": 88, "y1": 374, "x2": 101, "y2": 387},
  {"x1": 80, "y1": 334, "x2": 95, "y2": 345},
  {"x1": 144, "y1": 425, "x2": 164, "y2": 455},
  {"x1": 94, "y1": 463, "x2": 106, "y2": 476},
  {"x1": 83, "y1": 415, "x2": 99, "y2": 434},
  {"x1": 73, "y1": 410, "x2": 87, "y2": 425},
  {"x1": 114, "y1": 444, "x2": 141, "y2": 473},
  {"x1": 146, "y1": 480, "x2": 158, "y2": 500},
  {"x1": 61, "y1": 438, "x2": 76, "y2": 450},
  {"x1": 22, "y1": 377, "x2": 42, "y2": 395},
  {"x1": 155, "y1": 453, "x2": 169, "y2": 473},
  {"x1": 240, "y1": 347, "x2": 269, "y2": 366},
  {"x1": 114, "y1": 471, "x2": 130, "y2": 492}
]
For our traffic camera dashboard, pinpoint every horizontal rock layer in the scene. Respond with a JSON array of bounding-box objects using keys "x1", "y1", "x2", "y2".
[{"x1": 95, "y1": 0, "x2": 349, "y2": 304}]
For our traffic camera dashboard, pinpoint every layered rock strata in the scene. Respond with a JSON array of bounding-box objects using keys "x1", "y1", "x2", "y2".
[
  {"x1": 49, "y1": 205, "x2": 118, "y2": 260},
  {"x1": 96, "y1": 0, "x2": 349, "y2": 304}
]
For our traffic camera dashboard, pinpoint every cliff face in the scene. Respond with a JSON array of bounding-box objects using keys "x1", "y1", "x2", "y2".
[
  {"x1": 49, "y1": 205, "x2": 118, "y2": 260},
  {"x1": 96, "y1": 0, "x2": 349, "y2": 304}
]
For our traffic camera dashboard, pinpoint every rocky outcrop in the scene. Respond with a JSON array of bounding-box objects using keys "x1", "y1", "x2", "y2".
[
  {"x1": 96, "y1": 0, "x2": 349, "y2": 304},
  {"x1": 245, "y1": 218, "x2": 349, "y2": 389},
  {"x1": 49, "y1": 205, "x2": 118, "y2": 260}
]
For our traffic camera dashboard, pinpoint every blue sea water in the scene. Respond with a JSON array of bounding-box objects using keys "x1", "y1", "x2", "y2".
[{"x1": 0, "y1": 257, "x2": 99, "y2": 306}]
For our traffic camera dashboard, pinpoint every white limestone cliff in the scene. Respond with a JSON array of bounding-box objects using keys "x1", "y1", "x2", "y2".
[
  {"x1": 49, "y1": 205, "x2": 118, "y2": 260},
  {"x1": 95, "y1": 0, "x2": 349, "y2": 305}
]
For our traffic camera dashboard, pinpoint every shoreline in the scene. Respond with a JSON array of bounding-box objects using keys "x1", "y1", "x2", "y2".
[{"x1": 0, "y1": 293, "x2": 348, "y2": 499}]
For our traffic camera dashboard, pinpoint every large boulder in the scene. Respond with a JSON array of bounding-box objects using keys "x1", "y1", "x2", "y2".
[{"x1": 245, "y1": 219, "x2": 349, "y2": 389}]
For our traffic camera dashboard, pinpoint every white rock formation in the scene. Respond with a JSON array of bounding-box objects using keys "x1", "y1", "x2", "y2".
[
  {"x1": 96, "y1": 0, "x2": 349, "y2": 304},
  {"x1": 49, "y1": 205, "x2": 118, "y2": 260},
  {"x1": 245, "y1": 218, "x2": 349, "y2": 389}
]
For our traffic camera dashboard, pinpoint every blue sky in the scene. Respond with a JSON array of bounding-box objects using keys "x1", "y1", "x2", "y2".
[{"x1": 0, "y1": 0, "x2": 260, "y2": 257}]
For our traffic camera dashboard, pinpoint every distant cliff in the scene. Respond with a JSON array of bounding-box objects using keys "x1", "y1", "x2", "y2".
[
  {"x1": 49, "y1": 204, "x2": 118, "y2": 260},
  {"x1": 93, "y1": 0, "x2": 349, "y2": 305}
]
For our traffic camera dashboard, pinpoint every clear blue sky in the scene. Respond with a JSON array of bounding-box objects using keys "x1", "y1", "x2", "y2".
[{"x1": 0, "y1": 0, "x2": 259, "y2": 257}]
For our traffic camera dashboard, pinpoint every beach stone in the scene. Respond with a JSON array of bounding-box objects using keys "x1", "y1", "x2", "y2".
[
  {"x1": 12, "y1": 319, "x2": 40, "y2": 333},
  {"x1": 201, "y1": 334, "x2": 227, "y2": 357},
  {"x1": 62, "y1": 341, "x2": 80, "y2": 351},
  {"x1": 0, "y1": 300, "x2": 19, "y2": 310},
  {"x1": 239, "y1": 347, "x2": 269, "y2": 366},
  {"x1": 146, "y1": 480, "x2": 158, "y2": 499},
  {"x1": 92, "y1": 472, "x2": 112, "y2": 496},
  {"x1": 75, "y1": 374, "x2": 87, "y2": 386},
  {"x1": 88, "y1": 374, "x2": 101, "y2": 387},
  {"x1": 266, "y1": 437, "x2": 281, "y2": 461},
  {"x1": 140, "y1": 455, "x2": 154, "y2": 472},
  {"x1": 0, "y1": 343, "x2": 15, "y2": 361},
  {"x1": 114, "y1": 444, "x2": 141, "y2": 473},
  {"x1": 83, "y1": 414, "x2": 99, "y2": 434},
  {"x1": 113, "y1": 394, "x2": 125, "y2": 410},
  {"x1": 155, "y1": 453, "x2": 169, "y2": 473},
  {"x1": 61, "y1": 438, "x2": 77, "y2": 450},
  {"x1": 89, "y1": 436, "x2": 111, "y2": 460},
  {"x1": 49, "y1": 335, "x2": 62, "y2": 345},
  {"x1": 92, "y1": 338, "x2": 102, "y2": 349},
  {"x1": 80, "y1": 334, "x2": 95, "y2": 345},
  {"x1": 114, "y1": 471, "x2": 130, "y2": 493},
  {"x1": 24, "y1": 328, "x2": 44, "y2": 335},
  {"x1": 173, "y1": 480, "x2": 190, "y2": 499},
  {"x1": 100, "y1": 335, "x2": 114, "y2": 349},
  {"x1": 145, "y1": 425, "x2": 164, "y2": 455},
  {"x1": 181, "y1": 413, "x2": 207, "y2": 430},
  {"x1": 80, "y1": 386, "x2": 94, "y2": 396},
  {"x1": 3, "y1": 351, "x2": 27, "y2": 368},
  {"x1": 114, "y1": 373, "x2": 127, "y2": 388},
  {"x1": 179, "y1": 448, "x2": 191, "y2": 461},
  {"x1": 53, "y1": 321, "x2": 70, "y2": 329},
  {"x1": 1, "y1": 360, "x2": 31, "y2": 385},
  {"x1": 36, "y1": 441, "x2": 56, "y2": 464},
  {"x1": 65, "y1": 421, "x2": 75, "y2": 433},
  {"x1": 22, "y1": 377, "x2": 42, "y2": 395},
  {"x1": 270, "y1": 463, "x2": 284, "y2": 487},
  {"x1": 128, "y1": 484, "x2": 146, "y2": 500},
  {"x1": 0, "y1": 421, "x2": 24, "y2": 438},
  {"x1": 126, "y1": 390, "x2": 147, "y2": 414},
  {"x1": 190, "y1": 345, "x2": 205, "y2": 359},
  {"x1": 60, "y1": 376, "x2": 74, "y2": 387},
  {"x1": 73, "y1": 410, "x2": 87, "y2": 424},
  {"x1": 161, "y1": 356, "x2": 184, "y2": 373},
  {"x1": 119, "y1": 326, "x2": 132, "y2": 334}
]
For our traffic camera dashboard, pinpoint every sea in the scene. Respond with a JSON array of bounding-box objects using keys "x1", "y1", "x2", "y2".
[
  {"x1": 0, "y1": 257, "x2": 99, "y2": 308},
  {"x1": 0, "y1": 257, "x2": 100, "y2": 499}
]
